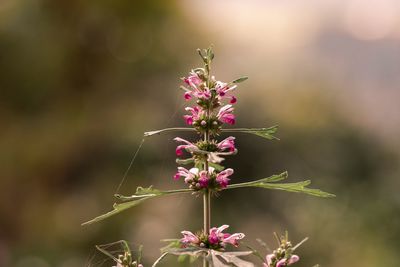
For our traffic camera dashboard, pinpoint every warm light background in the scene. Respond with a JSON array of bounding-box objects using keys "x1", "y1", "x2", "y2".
[{"x1": 1, "y1": 1, "x2": 399, "y2": 266}]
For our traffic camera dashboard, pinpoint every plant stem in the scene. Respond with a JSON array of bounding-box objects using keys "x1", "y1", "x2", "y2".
[
  {"x1": 203, "y1": 113, "x2": 211, "y2": 267},
  {"x1": 203, "y1": 50, "x2": 212, "y2": 267}
]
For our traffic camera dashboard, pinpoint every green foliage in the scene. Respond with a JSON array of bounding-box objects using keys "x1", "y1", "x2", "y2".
[
  {"x1": 227, "y1": 172, "x2": 335, "y2": 198},
  {"x1": 82, "y1": 170, "x2": 333, "y2": 225},
  {"x1": 82, "y1": 187, "x2": 193, "y2": 225},
  {"x1": 222, "y1": 125, "x2": 279, "y2": 140}
]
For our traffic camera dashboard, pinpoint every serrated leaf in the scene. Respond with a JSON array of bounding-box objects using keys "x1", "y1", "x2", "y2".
[
  {"x1": 222, "y1": 125, "x2": 279, "y2": 140},
  {"x1": 82, "y1": 197, "x2": 151, "y2": 226},
  {"x1": 82, "y1": 187, "x2": 193, "y2": 225},
  {"x1": 227, "y1": 172, "x2": 335, "y2": 198}
]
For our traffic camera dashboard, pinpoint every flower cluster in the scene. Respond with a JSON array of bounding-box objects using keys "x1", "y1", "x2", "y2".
[
  {"x1": 172, "y1": 48, "x2": 243, "y2": 191},
  {"x1": 174, "y1": 166, "x2": 234, "y2": 190},
  {"x1": 263, "y1": 237, "x2": 300, "y2": 267},
  {"x1": 174, "y1": 136, "x2": 236, "y2": 164},
  {"x1": 182, "y1": 70, "x2": 237, "y2": 135},
  {"x1": 180, "y1": 225, "x2": 245, "y2": 250}
]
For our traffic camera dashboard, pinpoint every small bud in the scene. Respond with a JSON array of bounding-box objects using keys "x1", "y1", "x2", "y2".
[
  {"x1": 200, "y1": 242, "x2": 205, "y2": 247},
  {"x1": 201, "y1": 120, "x2": 207, "y2": 126}
]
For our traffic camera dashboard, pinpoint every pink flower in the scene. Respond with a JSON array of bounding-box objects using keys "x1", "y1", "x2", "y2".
[
  {"x1": 183, "y1": 71, "x2": 202, "y2": 88},
  {"x1": 217, "y1": 136, "x2": 236, "y2": 152},
  {"x1": 264, "y1": 254, "x2": 276, "y2": 267},
  {"x1": 184, "y1": 91, "x2": 192, "y2": 100},
  {"x1": 184, "y1": 106, "x2": 203, "y2": 125},
  {"x1": 221, "y1": 232, "x2": 245, "y2": 247},
  {"x1": 174, "y1": 167, "x2": 198, "y2": 182},
  {"x1": 208, "y1": 225, "x2": 229, "y2": 245},
  {"x1": 193, "y1": 88, "x2": 212, "y2": 100},
  {"x1": 217, "y1": 105, "x2": 235, "y2": 125},
  {"x1": 208, "y1": 225, "x2": 244, "y2": 247},
  {"x1": 174, "y1": 137, "x2": 197, "y2": 156},
  {"x1": 198, "y1": 170, "x2": 209, "y2": 188},
  {"x1": 182, "y1": 71, "x2": 213, "y2": 101},
  {"x1": 215, "y1": 81, "x2": 238, "y2": 104},
  {"x1": 181, "y1": 230, "x2": 200, "y2": 245},
  {"x1": 285, "y1": 255, "x2": 300, "y2": 265},
  {"x1": 216, "y1": 168, "x2": 234, "y2": 188}
]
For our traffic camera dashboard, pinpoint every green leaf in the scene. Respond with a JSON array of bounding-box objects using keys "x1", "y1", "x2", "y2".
[
  {"x1": 82, "y1": 187, "x2": 193, "y2": 225},
  {"x1": 207, "y1": 46, "x2": 214, "y2": 61},
  {"x1": 197, "y1": 48, "x2": 207, "y2": 63},
  {"x1": 222, "y1": 125, "x2": 279, "y2": 140},
  {"x1": 231, "y1": 76, "x2": 248, "y2": 84},
  {"x1": 82, "y1": 197, "x2": 151, "y2": 226},
  {"x1": 176, "y1": 158, "x2": 195, "y2": 165},
  {"x1": 227, "y1": 172, "x2": 335, "y2": 198},
  {"x1": 209, "y1": 162, "x2": 225, "y2": 171}
]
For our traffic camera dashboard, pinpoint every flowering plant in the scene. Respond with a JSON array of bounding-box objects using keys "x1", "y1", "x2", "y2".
[{"x1": 84, "y1": 47, "x2": 334, "y2": 267}]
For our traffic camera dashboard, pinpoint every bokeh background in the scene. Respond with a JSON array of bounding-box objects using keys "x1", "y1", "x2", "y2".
[{"x1": 1, "y1": 0, "x2": 400, "y2": 266}]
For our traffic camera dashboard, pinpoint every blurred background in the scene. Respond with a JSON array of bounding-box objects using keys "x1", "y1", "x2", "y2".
[{"x1": 1, "y1": 0, "x2": 400, "y2": 266}]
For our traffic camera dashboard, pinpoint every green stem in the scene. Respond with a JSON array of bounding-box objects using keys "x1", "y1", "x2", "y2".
[{"x1": 203, "y1": 129, "x2": 211, "y2": 267}]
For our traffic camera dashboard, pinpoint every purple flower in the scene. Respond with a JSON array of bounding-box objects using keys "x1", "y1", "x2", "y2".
[
  {"x1": 184, "y1": 106, "x2": 203, "y2": 125},
  {"x1": 215, "y1": 81, "x2": 237, "y2": 104},
  {"x1": 208, "y1": 225, "x2": 245, "y2": 247},
  {"x1": 181, "y1": 230, "x2": 200, "y2": 245},
  {"x1": 217, "y1": 105, "x2": 235, "y2": 125},
  {"x1": 193, "y1": 88, "x2": 212, "y2": 100},
  {"x1": 264, "y1": 254, "x2": 276, "y2": 267},
  {"x1": 174, "y1": 167, "x2": 198, "y2": 182},
  {"x1": 217, "y1": 136, "x2": 236, "y2": 152},
  {"x1": 183, "y1": 71, "x2": 202, "y2": 88},
  {"x1": 184, "y1": 91, "x2": 192, "y2": 100},
  {"x1": 221, "y1": 232, "x2": 245, "y2": 247},
  {"x1": 198, "y1": 170, "x2": 209, "y2": 188},
  {"x1": 287, "y1": 255, "x2": 300, "y2": 265},
  {"x1": 216, "y1": 168, "x2": 234, "y2": 188},
  {"x1": 174, "y1": 137, "x2": 197, "y2": 156},
  {"x1": 180, "y1": 225, "x2": 245, "y2": 249}
]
